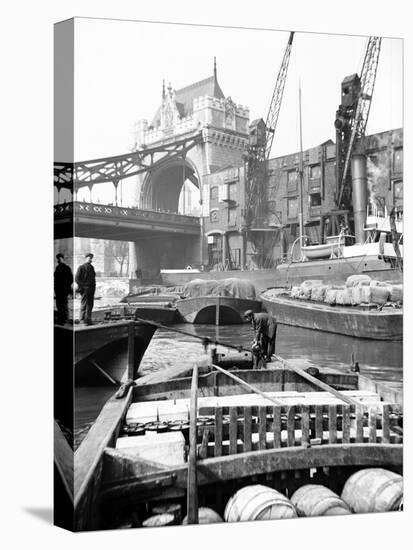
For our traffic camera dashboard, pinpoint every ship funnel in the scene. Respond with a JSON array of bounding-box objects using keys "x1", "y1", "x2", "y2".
[{"x1": 351, "y1": 154, "x2": 368, "y2": 244}]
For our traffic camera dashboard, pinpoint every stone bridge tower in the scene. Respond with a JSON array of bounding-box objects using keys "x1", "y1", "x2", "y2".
[{"x1": 131, "y1": 61, "x2": 250, "y2": 278}]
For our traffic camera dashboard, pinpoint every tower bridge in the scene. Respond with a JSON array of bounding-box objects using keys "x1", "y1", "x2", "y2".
[{"x1": 54, "y1": 62, "x2": 250, "y2": 278}]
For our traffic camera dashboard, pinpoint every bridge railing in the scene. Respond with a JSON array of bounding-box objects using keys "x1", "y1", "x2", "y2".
[{"x1": 54, "y1": 201, "x2": 200, "y2": 226}]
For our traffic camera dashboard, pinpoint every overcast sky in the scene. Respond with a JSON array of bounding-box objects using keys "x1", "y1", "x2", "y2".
[{"x1": 73, "y1": 17, "x2": 402, "y2": 162}]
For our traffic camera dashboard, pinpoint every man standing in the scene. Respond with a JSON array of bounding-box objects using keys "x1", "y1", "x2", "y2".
[
  {"x1": 244, "y1": 310, "x2": 277, "y2": 363},
  {"x1": 75, "y1": 253, "x2": 96, "y2": 325},
  {"x1": 54, "y1": 253, "x2": 73, "y2": 324}
]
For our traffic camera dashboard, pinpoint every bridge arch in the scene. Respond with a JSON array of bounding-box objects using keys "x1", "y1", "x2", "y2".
[{"x1": 141, "y1": 157, "x2": 201, "y2": 214}]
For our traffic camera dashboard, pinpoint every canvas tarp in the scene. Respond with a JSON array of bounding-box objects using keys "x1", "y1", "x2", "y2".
[{"x1": 182, "y1": 278, "x2": 257, "y2": 300}]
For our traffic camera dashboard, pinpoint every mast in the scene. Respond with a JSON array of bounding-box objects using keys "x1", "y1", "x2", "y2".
[{"x1": 298, "y1": 82, "x2": 305, "y2": 250}]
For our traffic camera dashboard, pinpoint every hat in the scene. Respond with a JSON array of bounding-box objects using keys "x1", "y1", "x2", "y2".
[
  {"x1": 244, "y1": 309, "x2": 254, "y2": 320},
  {"x1": 56, "y1": 253, "x2": 64, "y2": 260},
  {"x1": 85, "y1": 253, "x2": 94, "y2": 259}
]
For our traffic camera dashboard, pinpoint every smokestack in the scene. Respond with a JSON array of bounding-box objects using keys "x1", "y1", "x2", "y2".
[{"x1": 351, "y1": 154, "x2": 368, "y2": 244}]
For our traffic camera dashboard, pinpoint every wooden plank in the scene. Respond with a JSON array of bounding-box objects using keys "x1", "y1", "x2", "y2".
[
  {"x1": 89, "y1": 359, "x2": 118, "y2": 386},
  {"x1": 272, "y1": 406, "x2": 281, "y2": 448},
  {"x1": 301, "y1": 405, "x2": 310, "y2": 446},
  {"x1": 382, "y1": 404, "x2": 390, "y2": 444},
  {"x1": 101, "y1": 444, "x2": 403, "y2": 502},
  {"x1": 273, "y1": 358, "x2": 362, "y2": 406},
  {"x1": 328, "y1": 405, "x2": 337, "y2": 444},
  {"x1": 198, "y1": 428, "x2": 210, "y2": 460},
  {"x1": 127, "y1": 321, "x2": 135, "y2": 380},
  {"x1": 102, "y1": 447, "x2": 166, "y2": 484},
  {"x1": 315, "y1": 405, "x2": 323, "y2": 442},
  {"x1": 54, "y1": 421, "x2": 74, "y2": 503},
  {"x1": 342, "y1": 405, "x2": 351, "y2": 444},
  {"x1": 287, "y1": 406, "x2": 295, "y2": 447},
  {"x1": 243, "y1": 406, "x2": 252, "y2": 452},
  {"x1": 211, "y1": 363, "x2": 284, "y2": 405},
  {"x1": 258, "y1": 406, "x2": 267, "y2": 450},
  {"x1": 369, "y1": 406, "x2": 377, "y2": 443},
  {"x1": 214, "y1": 407, "x2": 223, "y2": 457},
  {"x1": 229, "y1": 407, "x2": 238, "y2": 455},
  {"x1": 187, "y1": 362, "x2": 198, "y2": 524},
  {"x1": 74, "y1": 388, "x2": 133, "y2": 508},
  {"x1": 356, "y1": 406, "x2": 364, "y2": 443}
]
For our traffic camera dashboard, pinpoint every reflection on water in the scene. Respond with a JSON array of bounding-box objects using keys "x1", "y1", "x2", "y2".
[{"x1": 75, "y1": 322, "x2": 402, "y2": 448}]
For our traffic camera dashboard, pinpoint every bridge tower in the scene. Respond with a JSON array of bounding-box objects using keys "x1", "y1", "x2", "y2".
[{"x1": 130, "y1": 61, "x2": 250, "y2": 279}]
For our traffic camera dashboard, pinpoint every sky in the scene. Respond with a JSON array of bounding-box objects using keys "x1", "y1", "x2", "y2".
[{"x1": 72, "y1": 18, "x2": 402, "y2": 164}]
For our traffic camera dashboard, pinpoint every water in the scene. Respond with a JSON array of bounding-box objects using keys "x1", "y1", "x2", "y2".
[{"x1": 74, "y1": 323, "x2": 402, "y2": 448}]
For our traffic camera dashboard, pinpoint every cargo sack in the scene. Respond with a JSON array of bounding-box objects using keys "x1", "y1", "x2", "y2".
[
  {"x1": 346, "y1": 274, "x2": 371, "y2": 288},
  {"x1": 370, "y1": 284, "x2": 390, "y2": 305},
  {"x1": 336, "y1": 287, "x2": 352, "y2": 306},
  {"x1": 388, "y1": 284, "x2": 403, "y2": 304},
  {"x1": 290, "y1": 286, "x2": 302, "y2": 299},
  {"x1": 360, "y1": 285, "x2": 372, "y2": 304},
  {"x1": 324, "y1": 288, "x2": 339, "y2": 305},
  {"x1": 351, "y1": 285, "x2": 363, "y2": 305},
  {"x1": 311, "y1": 285, "x2": 328, "y2": 302}
]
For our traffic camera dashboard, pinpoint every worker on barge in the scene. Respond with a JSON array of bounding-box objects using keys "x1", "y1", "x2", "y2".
[
  {"x1": 244, "y1": 310, "x2": 277, "y2": 364},
  {"x1": 75, "y1": 253, "x2": 96, "y2": 325},
  {"x1": 54, "y1": 253, "x2": 73, "y2": 324}
]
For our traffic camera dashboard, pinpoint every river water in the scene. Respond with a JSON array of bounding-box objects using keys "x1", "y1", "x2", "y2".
[{"x1": 74, "y1": 322, "x2": 403, "y2": 448}]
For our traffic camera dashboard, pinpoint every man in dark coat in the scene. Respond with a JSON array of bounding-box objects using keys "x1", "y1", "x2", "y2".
[
  {"x1": 75, "y1": 253, "x2": 96, "y2": 325},
  {"x1": 54, "y1": 253, "x2": 73, "y2": 324},
  {"x1": 244, "y1": 310, "x2": 277, "y2": 363}
]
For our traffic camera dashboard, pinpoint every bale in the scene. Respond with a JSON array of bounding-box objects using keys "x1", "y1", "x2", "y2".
[
  {"x1": 388, "y1": 284, "x2": 403, "y2": 303},
  {"x1": 325, "y1": 288, "x2": 339, "y2": 305},
  {"x1": 351, "y1": 285, "x2": 362, "y2": 306},
  {"x1": 345, "y1": 274, "x2": 372, "y2": 287},
  {"x1": 360, "y1": 285, "x2": 372, "y2": 304},
  {"x1": 370, "y1": 284, "x2": 390, "y2": 305},
  {"x1": 290, "y1": 286, "x2": 302, "y2": 299},
  {"x1": 311, "y1": 285, "x2": 328, "y2": 302}
]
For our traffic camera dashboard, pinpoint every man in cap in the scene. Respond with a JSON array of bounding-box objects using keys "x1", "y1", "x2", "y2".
[
  {"x1": 75, "y1": 253, "x2": 96, "y2": 325},
  {"x1": 244, "y1": 310, "x2": 277, "y2": 363},
  {"x1": 54, "y1": 253, "x2": 73, "y2": 324}
]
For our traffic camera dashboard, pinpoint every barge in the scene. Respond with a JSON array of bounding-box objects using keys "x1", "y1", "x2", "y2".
[
  {"x1": 261, "y1": 290, "x2": 403, "y2": 341},
  {"x1": 66, "y1": 351, "x2": 403, "y2": 530}
]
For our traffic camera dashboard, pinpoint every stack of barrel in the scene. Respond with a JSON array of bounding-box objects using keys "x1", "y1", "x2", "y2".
[{"x1": 137, "y1": 468, "x2": 403, "y2": 528}]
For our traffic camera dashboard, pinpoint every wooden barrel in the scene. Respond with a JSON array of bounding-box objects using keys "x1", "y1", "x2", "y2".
[
  {"x1": 291, "y1": 484, "x2": 351, "y2": 517},
  {"x1": 341, "y1": 468, "x2": 403, "y2": 513},
  {"x1": 142, "y1": 513, "x2": 175, "y2": 528},
  {"x1": 224, "y1": 485, "x2": 297, "y2": 522},
  {"x1": 152, "y1": 503, "x2": 182, "y2": 523},
  {"x1": 182, "y1": 507, "x2": 223, "y2": 524}
]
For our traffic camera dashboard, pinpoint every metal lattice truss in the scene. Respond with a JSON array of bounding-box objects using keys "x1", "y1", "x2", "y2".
[
  {"x1": 337, "y1": 36, "x2": 382, "y2": 206},
  {"x1": 54, "y1": 131, "x2": 203, "y2": 191},
  {"x1": 245, "y1": 32, "x2": 294, "y2": 227}
]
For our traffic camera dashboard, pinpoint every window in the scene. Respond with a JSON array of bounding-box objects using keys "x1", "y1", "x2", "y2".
[
  {"x1": 287, "y1": 170, "x2": 298, "y2": 192},
  {"x1": 393, "y1": 148, "x2": 403, "y2": 173},
  {"x1": 228, "y1": 183, "x2": 237, "y2": 202},
  {"x1": 393, "y1": 180, "x2": 403, "y2": 203},
  {"x1": 287, "y1": 197, "x2": 298, "y2": 218},
  {"x1": 210, "y1": 209, "x2": 219, "y2": 223},
  {"x1": 309, "y1": 164, "x2": 321, "y2": 179},
  {"x1": 210, "y1": 186, "x2": 218, "y2": 201},
  {"x1": 310, "y1": 193, "x2": 321, "y2": 207}
]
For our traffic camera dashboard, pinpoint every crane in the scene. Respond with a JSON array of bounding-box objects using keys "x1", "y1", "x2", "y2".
[
  {"x1": 244, "y1": 31, "x2": 294, "y2": 230},
  {"x1": 335, "y1": 36, "x2": 382, "y2": 208}
]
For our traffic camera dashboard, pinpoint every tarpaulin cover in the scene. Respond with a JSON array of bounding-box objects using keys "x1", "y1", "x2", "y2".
[
  {"x1": 182, "y1": 278, "x2": 257, "y2": 300},
  {"x1": 345, "y1": 274, "x2": 372, "y2": 287}
]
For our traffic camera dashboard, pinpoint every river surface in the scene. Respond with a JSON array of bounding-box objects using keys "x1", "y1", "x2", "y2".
[{"x1": 74, "y1": 322, "x2": 403, "y2": 448}]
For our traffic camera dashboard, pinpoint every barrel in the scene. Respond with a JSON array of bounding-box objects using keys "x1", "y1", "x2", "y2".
[
  {"x1": 291, "y1": 484, "x2": 351, "y2": 517},
  {"x1": 224, "y1": 485, "x2": 297, "y2": 522},
  {"x1": 341, "y1": 468, "x2": 403, "y2": 513},
  {"x1": 152, "y1": 503, "x2": 182, "y2": 523},
  {"x1": 142, "y1": 513, "x2": 175, "y2": 528},
  {"x1": 182, "y1": 507, "x2": 223, "y2": 524}
]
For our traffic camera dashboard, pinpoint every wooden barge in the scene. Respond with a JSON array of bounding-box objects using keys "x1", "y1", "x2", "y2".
[
  {"x1": 261, "y1": 291, "x2": 403, "y2": 341},
  {"x1": 61, "y1": 354, "x2": 403, "y2": 531}
]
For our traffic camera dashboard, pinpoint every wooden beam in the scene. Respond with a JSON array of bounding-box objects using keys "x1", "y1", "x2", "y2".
[
  {"x1": 89, "y1": 359, "x2": 119, "y2": 386},
  {"x1": 187, "y1": 362, "x2": 198, "y2": 524},
  {"x1": 100, "y1": 444, "x2": 402, "y2": 503},
  {"x1": 54, "y1": 421, "x2": 74, "y2": 503}
]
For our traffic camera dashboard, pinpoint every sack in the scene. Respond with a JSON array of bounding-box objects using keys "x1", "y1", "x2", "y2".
[
  {"x1": 311, "y1": 285, "x2": 328, "y2": 302},
  {"x1": 388, "y1": 284, "x2": 403, "y2": 303},
  {"x1": 290, "y1": 286, "x2": 302, "y2": 299},
  {"x1": 346, "y1": 274, "x2": 371, "y2": 288},
  {"x1": 370, "y1": 284, "x2": 390, "y2": 305},
  {"x1": 360, "y1": 285, "x2": 372, "y2": 304},
  {"x1": 325, "y1": 288, "x2": 339, "y2": 305}
]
